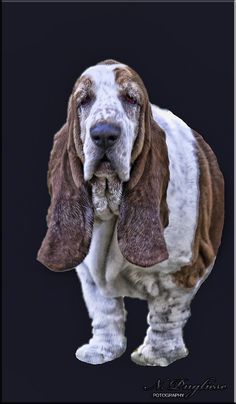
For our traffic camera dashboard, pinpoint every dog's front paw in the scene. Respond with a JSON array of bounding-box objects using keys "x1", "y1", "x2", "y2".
[
  {"x1": 75, "y1": 336, "x2": 127, "y2": 365},
  {"x1": 131, "y1": 343, "x2": 188, "y2": 367}
]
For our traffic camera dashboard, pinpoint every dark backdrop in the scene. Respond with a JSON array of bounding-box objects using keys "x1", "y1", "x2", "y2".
[{"x1": 3, "y1": 2, "x2": 234, "y2": 402}]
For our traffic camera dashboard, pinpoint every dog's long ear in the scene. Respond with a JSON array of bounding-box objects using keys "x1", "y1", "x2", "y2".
[
  {"x1": 117, "y1": 102, "x2": 169, "y2": 267},
  {"x1": 37, "y1": 95, "x2": 94, "y2": 271}
]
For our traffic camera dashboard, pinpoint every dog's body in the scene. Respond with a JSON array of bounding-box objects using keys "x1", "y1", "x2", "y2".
[{"x1": 37, "y1": 60, "x2": 224, "y2": 366}]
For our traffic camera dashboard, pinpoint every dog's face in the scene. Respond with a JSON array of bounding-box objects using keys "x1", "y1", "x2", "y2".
[{"x1": 74, "y1": 63, "x2": 146, "y2": 182}]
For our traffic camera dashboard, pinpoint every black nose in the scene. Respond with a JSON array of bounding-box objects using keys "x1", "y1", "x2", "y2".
[{"x1": 90, "y1": 122, "x2": 121, "y2": 149}]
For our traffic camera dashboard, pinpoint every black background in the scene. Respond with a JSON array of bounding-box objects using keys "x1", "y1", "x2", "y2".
[{"x1": 3, "y1": 2, "x2": 234, "y2": 402}]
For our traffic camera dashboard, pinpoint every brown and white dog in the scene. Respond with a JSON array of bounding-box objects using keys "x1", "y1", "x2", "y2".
[{"x1": 37, "y1": 59, "x2": 224, "y2": 366}]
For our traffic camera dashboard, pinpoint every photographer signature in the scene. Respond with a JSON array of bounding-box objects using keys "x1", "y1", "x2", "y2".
[{"x1": 143, "y1": 377, "x2": 227, "y2": 399}]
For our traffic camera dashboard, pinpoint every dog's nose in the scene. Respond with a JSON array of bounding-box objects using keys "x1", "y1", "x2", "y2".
[{"x1": 90, "y1": 122, "x2": 121, "y2": 149}]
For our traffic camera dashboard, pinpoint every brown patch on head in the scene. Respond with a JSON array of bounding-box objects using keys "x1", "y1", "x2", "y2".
[
  {"x1": 73, "y1": 76, "x2": 93, "y2": 99},
  {"x1": 172, "y1": 130, "x2": 224, "y2": 288},
  {"x1": 114, "y1": 66, "x2": 147, "y2": 98},
  {"x1": 97, "y1": 59, "x2": 121, "y2": 65}
]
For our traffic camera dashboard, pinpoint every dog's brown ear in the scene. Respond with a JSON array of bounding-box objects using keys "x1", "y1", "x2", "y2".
[
  {"x1": 117, "y1": 103, "x2": 169, "y2": 267},
  {"x1": 37, "y1": 96, "x2": 94, "y2": 271}
]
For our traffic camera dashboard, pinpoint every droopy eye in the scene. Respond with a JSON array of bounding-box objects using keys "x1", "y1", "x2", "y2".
[
  {"x1": 123, "y1": 93, "x2": 138, "y2": 105},
  {"x1": 79, "y1": 94, "x2": 92, "y2": 107}
]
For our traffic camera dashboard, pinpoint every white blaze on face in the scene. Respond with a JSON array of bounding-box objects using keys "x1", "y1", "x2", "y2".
[
  {"x1": 81, "y1": 64, "x2": 125, "y2": 119},
  {"x1": 76, "y1": 64, "x2": 140, "y2": 182}
]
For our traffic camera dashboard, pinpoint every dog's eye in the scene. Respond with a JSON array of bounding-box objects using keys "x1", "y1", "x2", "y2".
[
  {"x1": 124, "y1": 94, "x2": 137, "y2": 105},
  {"x1": 80, "y1": 94, "x2": 92, "y2": 107}
]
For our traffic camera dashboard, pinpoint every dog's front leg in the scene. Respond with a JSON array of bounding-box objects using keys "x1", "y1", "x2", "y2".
[
  {"x1": 75, "y1": 264, "x2": 127, "y2": 365},
  {"x1": 131, "y1": 281, "x2": 192, "y2": 367}
]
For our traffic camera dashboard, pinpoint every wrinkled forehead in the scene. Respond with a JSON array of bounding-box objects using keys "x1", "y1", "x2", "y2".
[
  {"x1": 74, "y1": 63, "x2": 142, "y2": 95},
  {"x1": 82, "y1": 63, "x2": 126, "y2": 85}
]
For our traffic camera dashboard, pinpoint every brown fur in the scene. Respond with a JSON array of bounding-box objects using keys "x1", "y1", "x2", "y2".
[
  {"x1": 37, "y1": 95, "x2": 94, "y2": 271},
  {"x1": 97, "y1": 59, "x2": 121, "y2": 65},
  {"x1": 172, "y1": 131, "x2": 224, "y2": 288}
]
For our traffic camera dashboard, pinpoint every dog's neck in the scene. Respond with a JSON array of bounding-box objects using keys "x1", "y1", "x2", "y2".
[{"x1": 90, "y1": 173, "x2": 123, "y2": 221}]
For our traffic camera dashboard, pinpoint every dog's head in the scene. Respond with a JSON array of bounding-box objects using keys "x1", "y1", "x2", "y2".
[
  {"x1": 37, "y1": 60, "x2": 169, "y2": 271},
  {"x1": 75, "y1": 59, "x2": 148, "y2": 182}
]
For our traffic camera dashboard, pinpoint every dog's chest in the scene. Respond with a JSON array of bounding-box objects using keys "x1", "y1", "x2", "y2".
[
  {"x1": 76, "y1": 105, "x2": 200, "y2": 299},
  {"x1": 79, "y1": 217, "x2": 165, "y2": 299}
]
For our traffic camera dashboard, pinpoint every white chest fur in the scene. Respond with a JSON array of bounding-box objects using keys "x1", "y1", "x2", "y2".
[{"x1": 76, "y1": 105, "x2": 200, "y2": 299}]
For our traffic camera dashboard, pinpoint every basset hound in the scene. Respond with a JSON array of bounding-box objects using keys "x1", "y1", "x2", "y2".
[{"x1": 37, "y1": 59, "x2": 224, "y2": 366}]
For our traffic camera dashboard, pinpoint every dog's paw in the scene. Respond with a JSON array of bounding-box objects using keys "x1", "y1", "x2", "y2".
[
  {"x1": 131, "y1": 343, "x2": 188, "y2": 367},
  {"x1": 75, "y1": 337, "x2": 127, "y2": 365}
]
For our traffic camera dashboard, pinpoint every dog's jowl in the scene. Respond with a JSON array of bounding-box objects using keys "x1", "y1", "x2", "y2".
[{"x1": 37, "y1": 60, "x2": 224, "y2": 366}]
